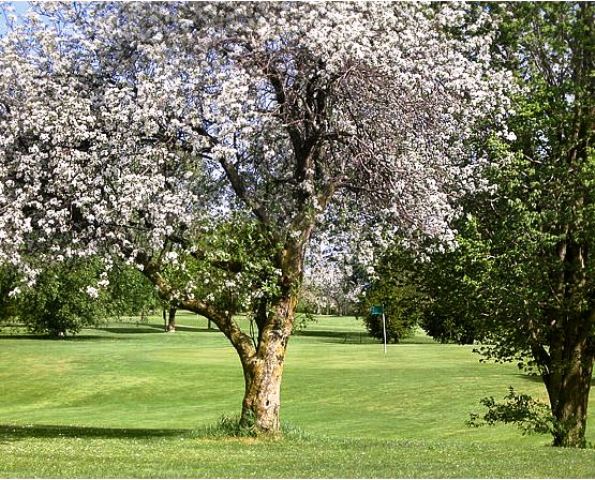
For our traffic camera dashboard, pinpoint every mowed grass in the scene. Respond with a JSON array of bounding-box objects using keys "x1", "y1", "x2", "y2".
[{"x1": 0, "y1": 313, "x2": 594, "y2": 478}]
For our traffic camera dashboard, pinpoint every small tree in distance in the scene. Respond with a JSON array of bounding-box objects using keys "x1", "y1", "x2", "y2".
[
  {"x1": 359, "y1": 247, "x2": 422, "y2": 344},
  {"x1": 105, "y1": 263, "x2": 160, "y2": 323},
  {"x1": 16, "y1": 259, "x2": 108, "y2": 337}
]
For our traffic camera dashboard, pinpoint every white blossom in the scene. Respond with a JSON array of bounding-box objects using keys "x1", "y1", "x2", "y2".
[
  {"x1": 85, "y1": 286, "x2": 99, "y2": 299},
  {"x1": 0, "y1": 2, "x2": 513, "y2": 304}
]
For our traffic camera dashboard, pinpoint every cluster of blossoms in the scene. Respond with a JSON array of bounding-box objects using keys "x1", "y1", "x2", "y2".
[{"x1": 0, "y1": 2, "x2": 513, "y2": 305}]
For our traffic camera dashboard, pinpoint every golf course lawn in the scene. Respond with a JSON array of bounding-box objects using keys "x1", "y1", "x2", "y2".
[{"x1": 0, "y1": 313, "x2": 593, "y2": 478}]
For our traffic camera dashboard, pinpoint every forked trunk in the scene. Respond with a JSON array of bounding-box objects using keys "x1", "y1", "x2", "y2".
[
  {"x1": 239, "y1": 296, "x2": 295, "y2": 434},
  {"x1": 240, "y1": 346, "x2": 285, "y2": 434},
  {"x1": 544, "y1": 339, "x2": 594, "y2": 448}
]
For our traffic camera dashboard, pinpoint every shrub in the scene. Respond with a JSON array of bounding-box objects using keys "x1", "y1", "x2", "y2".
[
  {"x1": 16, "y1": 259, "x2": 107, "y2": 337},
  {"x1": 467, "y1": 386, "x2": 555, "y2": 436},
  {"x1": 360, "y1": 283, "x2": 420, "y2": 343}
]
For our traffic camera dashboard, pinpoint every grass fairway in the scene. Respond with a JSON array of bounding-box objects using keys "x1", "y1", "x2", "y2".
[{"x1": 0, "y1": 313, "x2": 594, "y2": 478}]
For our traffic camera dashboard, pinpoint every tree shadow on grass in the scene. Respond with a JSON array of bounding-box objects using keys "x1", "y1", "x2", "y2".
[
  {"x1": 0, "y1": 424, "x2": 191, "y2": 440},
  {"x1": 96, "y1": 324, "x2": 217, "y2": 334},
  {"x1": 516, "y1": 373, "x2": 595, "y2": 386},
  {"x1": 0, "y1": 333, "x2": 129, "y2": 342},
  {"x1": 295, "y1": 330, "x2": 438, "y2": 345},
  {"x1": 168, "y1": 325, "x2": 219, "y2": 333},
  {"x1": 0, "y1": 324, "x2": 219, "y2": 340},
  {"x1": 295, "y1": 330, "x2": 377, "y2": 344},
  {"x1": 95, "y1": 325, "x2": 164, "y2": 334}
]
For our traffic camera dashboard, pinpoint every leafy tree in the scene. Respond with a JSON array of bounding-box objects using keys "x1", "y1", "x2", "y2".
[
  {"x1": 483, "y1": 2, "x2": 593, "y2": 448},
  {"x1": 105, "y1": 263, "x2": 160, "y2": 322},
  {"x1": 2, "y1": 258, "x2": 158, "y2": 333},
  {"x1": 415, "y1": 225, "x2": 485, "y2": 345},
  {"x1": 417, "y1": 3, "x2": 594, "y2": 448},
  {"x1": 16, "y1": 259, "x2": 108, "y2": 337},
  {"x1": 0, "y1": 3, "x2": 511, "y2": 433},
  {"x1": 359, "y1": 247, "x2": 421, "y2": 343}
]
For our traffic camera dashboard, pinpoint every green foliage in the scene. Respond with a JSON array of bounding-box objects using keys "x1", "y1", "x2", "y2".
[
  {"x1": 16, "y1": 259, "x2": 107, "y2": 336},
  {"x1": 3, "y1": 257, "x2": 161, "y2": 335},
  {"x1": 105, "y1": 264, "x2": 159, "y2": 319},
  {"x1": 0, "y1": 265, "x2": 18, "y2": 322},
  {"x1": 358, "y1": 241, "x2": 481, "y2": 345},
  {"x1": 454, "y1": 2, "x2": 595, "y2": 366},
  {"x1": 468, "y1": 386, "x2": 556, "y2": 436},
  {"x1": 296, "y1": 290, "x2": 318, "y2": 315},
  {"x1": 415, "y1": 231, "x2": 487, "y2": 345},
  {"x1": 404, "y1": 5, "x2": 595, "y2": 448},
  {"x1": 292, "y1": 311, "x2": 318, "y2": 334},
  {"x1": 359, "y1": 248, "x2": 421, "y2": 343},
  {"x1": 168, "y1": 215, "x2": 283, "y2": 316}
]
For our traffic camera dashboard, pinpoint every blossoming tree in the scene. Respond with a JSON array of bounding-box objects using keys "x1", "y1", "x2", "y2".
[{"x1": 0, "y1": 2, "x2": 511, "y2": 433}]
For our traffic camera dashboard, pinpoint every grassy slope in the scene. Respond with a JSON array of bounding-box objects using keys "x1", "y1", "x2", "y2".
[{"x1": 0, "y1": 313, "x2": 593, "y2": 478}]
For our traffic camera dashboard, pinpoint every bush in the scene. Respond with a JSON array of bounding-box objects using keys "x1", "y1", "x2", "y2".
[
  {"x1": 16, "y1": 259, "x2": 107, "y2": 337},
  {"x1": 467, "y1": 386, "x2": 555, "y2": 436},
  {"x1": 422, "y1": 310, "x2": 478, "y2": 345},
  {"x1": 360, "y1": 283, "x2": 419, "y2": 343}
]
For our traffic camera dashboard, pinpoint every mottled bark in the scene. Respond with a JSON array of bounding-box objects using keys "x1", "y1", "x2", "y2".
[
  {"x1": 239, "y1": 294, "x2": 297, "y2": 434},
  {"x1": 240, "y1": 343, "x2": 285, "y2": 433}
]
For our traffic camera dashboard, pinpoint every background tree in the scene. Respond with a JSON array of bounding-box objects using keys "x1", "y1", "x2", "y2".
[
  {"x1": 359, "y1": 246, "x2": 422, "y2": 343},
  {"x1": 408, "y1": 3, "x2": 594, "y2": 448},
  {"x1": 105, "y1": 263, "x2": 160, "y2": 322},
  {"x1": 0, "y1": 3, "x2": 511, "y2": 434},
  {"x1": 299, "y1": 239, "x2": 361, "y2": 316},
  {"x1": 15, "y1": 258, "x2": 108, "y2": 337},
  {"x1": 415, "y1": 222, "x2": 486, "y2": 346},
  {"x1": 354, "y1": 226, "x2": 483, "y2": 346},
  {"x1": 0, "y1": 265, "x2": 18, "y2": 324},
  {"x1": 1, "y1": 258, "x2": 159, "y2": 334}
]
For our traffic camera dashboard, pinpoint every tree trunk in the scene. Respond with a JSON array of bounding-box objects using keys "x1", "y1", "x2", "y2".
[
  {"x1": 238, "y1": 296, "x2": 296, "y2": 434},
  {"x1": 240, "y1": 346, "x2": 285, "y2": 434},
  {"x1": 167, "y1": 307, "x2": 176, "y2": 332},
  {"x1": 163, "y1": 307, "x2": 177, "y2": 332},
  {"x1": 544, "y1": 338, "x2": 593, "y2": 448}
]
